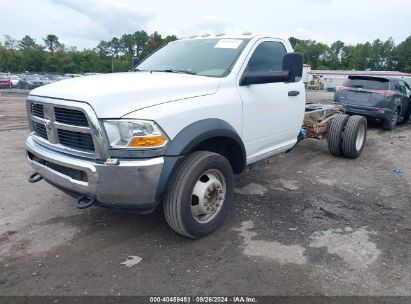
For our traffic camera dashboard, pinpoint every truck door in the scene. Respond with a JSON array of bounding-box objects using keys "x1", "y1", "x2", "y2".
[{"x1": 237, "y1": 40, "x2": 305, "y2": 163}]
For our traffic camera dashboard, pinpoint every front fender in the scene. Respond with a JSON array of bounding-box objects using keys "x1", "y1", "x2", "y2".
[
  {"x1": 155, "y1": 119, "x2": 246, "y2": 201},
  {"x1": 165, "y1": 118, "x2": 245, "y2": 157}
]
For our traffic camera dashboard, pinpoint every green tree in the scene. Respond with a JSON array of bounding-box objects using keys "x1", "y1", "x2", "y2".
[
  {"x1": 289, "y1": 37, "x2": 300, "y2": 49},
  {"x1": 19, "y1": 35, "x2": 37, "y2": 49},
  {"x1": 43, "y1": 34, "x2": 61, "y2": 53},
  {"x1": 393, "y1": 36, "x2": 411, "y2": 72},
  {"x1": 20, "y1": 46, "x2": 46, "y2": 72},
  {"x1": 141, "y1": 31, "x2": 164, "y2": 59},
  {"x1": 4, "y1": 35, "x2": 18, "y2": 49},
  {"x1": 110, "y1": 37, "x2": 121, "y2": 57},
  {"x1": 291, "y1": 38, "x2": 330, "y2": 69},
  {"x1": 2, "y1": 31, "x2": 410, "y2": 74},
  {"x1": 96, "y1": 40, "x2": 111, "y2": 57},
  {"x1": 133, "y1": 30, "x2": 148, "y2": 58}
]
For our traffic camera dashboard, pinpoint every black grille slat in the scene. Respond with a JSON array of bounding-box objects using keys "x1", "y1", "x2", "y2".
[
  {"x1": 57, "y1": 129, "x2": 94, "y2": 151},
  {"x1": 57, "y1": 137, "x2": 94, "y2": 148},
  {"x1": 33, "y1": 122, "x2": 47, "y2": 139},
  {"x1": 31, "y1": 103, "x2": 44, "y2": 118},
  {"x1": 54, "y1": 108, "x2": 88, "y2": 126},
  {"x1": 58, "y1": 135, "x2": 94, "y2": 144}
]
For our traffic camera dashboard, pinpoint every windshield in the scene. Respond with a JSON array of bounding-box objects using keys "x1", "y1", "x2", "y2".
[
  {"x1": 344, "y1": 77, "x2": 389, "y2": 90},
  {"x1": 135, "y1": 38, "x2": 250, "y2": 77}
]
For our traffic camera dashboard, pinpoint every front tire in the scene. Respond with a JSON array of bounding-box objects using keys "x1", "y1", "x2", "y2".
[{"x1": 163, "y1": 151, "x2": 234, "y2": 239}]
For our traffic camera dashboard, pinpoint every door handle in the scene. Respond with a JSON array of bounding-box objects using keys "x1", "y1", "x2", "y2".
[{"x1": 288, "y1": 91, "x2": 300, "y2": 97}]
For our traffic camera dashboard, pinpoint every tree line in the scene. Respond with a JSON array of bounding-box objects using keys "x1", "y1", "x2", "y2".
[
  {"x1": 0, "y1": 31, "x2": 177, "y2": 74},
  {"x1": 0, "y1": 31, "x2": 410, "y2": 74},
  {"x1": 289, "y1": 36, "x2": 411, "y2": 72}
]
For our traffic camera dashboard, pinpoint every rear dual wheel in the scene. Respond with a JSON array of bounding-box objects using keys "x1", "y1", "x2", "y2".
[
  {"x1": 342, "y1": 115, "x2": 367, "y2": 158},
  {"x1": 328, "y1": 114, "x2": 367, "y2": 159},
  {"x1": 328, "y1": 114, "x2": 350, "y2": 156}
]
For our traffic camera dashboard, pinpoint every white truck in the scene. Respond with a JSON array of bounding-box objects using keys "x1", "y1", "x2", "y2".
[{"x1": 25, "y1": 34, "x2": 367, "y2": 238}]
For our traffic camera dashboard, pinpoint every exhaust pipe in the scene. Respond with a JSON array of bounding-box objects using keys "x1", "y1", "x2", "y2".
[
  {"x1": 75, "y1": 195, "x2": 96, "y2": 209},
  {"x1": 28, "y1": 172, "x2": 43, "y2": 183}
]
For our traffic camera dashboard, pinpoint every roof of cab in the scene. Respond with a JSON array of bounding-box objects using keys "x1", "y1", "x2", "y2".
[{"x1": 179, "y1": 33, "x2": 282, "y2": 41}]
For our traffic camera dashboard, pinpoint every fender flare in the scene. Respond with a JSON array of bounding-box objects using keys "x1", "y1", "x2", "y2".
[
  {"x1": 155, "y1": 119, "x2": 246, "y2": 201},
  {"x1": 165, "y1": 119, "x2": 246, "y2": 158}
]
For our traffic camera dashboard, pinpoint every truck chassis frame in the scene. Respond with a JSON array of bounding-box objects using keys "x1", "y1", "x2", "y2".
[{"x1": 303, "y1": 103, "x2": 345, "y2": 140}]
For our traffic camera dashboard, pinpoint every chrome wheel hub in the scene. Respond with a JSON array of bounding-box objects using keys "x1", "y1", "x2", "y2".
[
  {"x1": 191, "y1": 169, "x2": 226, "y2": 224},
  {"x1": 355, "y1": 124, "x2": 366, "y2": 151},
  {"x1": 392, "y1": 109, "x2": 399, "y2": 126}
]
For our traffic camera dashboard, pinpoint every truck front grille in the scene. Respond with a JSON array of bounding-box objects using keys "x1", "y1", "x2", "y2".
[
  {"x1": 57, "y1": 129, "x2": 95, "y2": 152},
  {"x1": 55, "y1": 107, "x2": 89, "y2": 126},
  {"x1": 31, "y1": 103, "x2": 44, "y2": 118},
  {"x1": 27, "y1": 99, "x2": 101, "y2": 158},
  {"x1": 33, "y1": 121, "x2": 47, "y2": 139}
]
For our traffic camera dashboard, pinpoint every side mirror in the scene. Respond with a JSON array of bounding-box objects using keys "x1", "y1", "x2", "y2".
[
  {"x1": 132, "y1": 57, "x2": 141, "y2": 68},
  {"x1": 240, "y1": 52, "x2": 304, "y2": 86},
  {"x1": 283, "y1": 52, "x2": 304, "y2": 83}
]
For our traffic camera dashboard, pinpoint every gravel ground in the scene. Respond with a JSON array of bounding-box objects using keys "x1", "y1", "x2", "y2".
[{"x1": 0, "y1": 92, "x2": 410, "y2": 296}]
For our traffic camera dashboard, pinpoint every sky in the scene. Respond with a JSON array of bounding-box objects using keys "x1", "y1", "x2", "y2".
[{"x1": 0, "y1": 0, "x2": 409, "y2": 50}]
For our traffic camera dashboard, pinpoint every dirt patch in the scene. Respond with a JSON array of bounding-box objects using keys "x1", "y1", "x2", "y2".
[{"x1": 0, "y1": 93, "x2": 410, "y2": 296}]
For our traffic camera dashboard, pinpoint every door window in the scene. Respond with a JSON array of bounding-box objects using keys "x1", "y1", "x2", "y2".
[
  {"x1": 392, "y1": 80, "x2": 404, "y2": 94},
  {"x1": 246, "y1": 41, "x2": 287, "y2": 73},
  {"x1": 398, "y1": 81, "x2": 407, "y2": 95}
]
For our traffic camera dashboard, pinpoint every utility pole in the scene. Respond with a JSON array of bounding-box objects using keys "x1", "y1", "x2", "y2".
[{"x1": 110, "y1": 24, "x2": 114, "y2": 73}]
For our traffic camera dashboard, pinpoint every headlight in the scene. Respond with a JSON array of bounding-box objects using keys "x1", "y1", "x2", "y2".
[{"x1": 103, "y1": 119, "x2": 168, "y2": 149}]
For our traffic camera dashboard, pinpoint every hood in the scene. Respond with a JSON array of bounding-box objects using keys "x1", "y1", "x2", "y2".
[{"x1": 30, "y1": 72, "x2": 221, "y2": 118}]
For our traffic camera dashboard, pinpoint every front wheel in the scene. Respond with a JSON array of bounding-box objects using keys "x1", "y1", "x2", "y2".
[{"x1": 163, "y1": 151, "x2": 234, "y2": 239}]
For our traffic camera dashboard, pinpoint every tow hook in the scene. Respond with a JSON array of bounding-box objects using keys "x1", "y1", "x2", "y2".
[
  {"x1": 75, "y1": 195, "x2": 96, "y2": 209},
  {"x1": 28, "y1": 172, "x2": 43, "y2": 183}
]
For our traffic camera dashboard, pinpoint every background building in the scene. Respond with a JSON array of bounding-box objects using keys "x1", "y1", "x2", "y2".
[{"x1": 302, "y1": 66, "x2": 411, "y2": 90}]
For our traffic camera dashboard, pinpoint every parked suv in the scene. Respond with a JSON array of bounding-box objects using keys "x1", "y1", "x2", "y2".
[{"x1": 334, "y1": 76, "x2": 411, "y2": 130}]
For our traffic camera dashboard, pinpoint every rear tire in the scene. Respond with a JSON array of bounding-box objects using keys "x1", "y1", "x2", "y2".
[
  {"x1": 382, "y1": 107, "x2": 400, "y2": 130},
  {"x1": 163, "y1": 151, "x2": 234, "y2": 239},
  {"x1": 402, "y1": 112, "x2": 411, "y2": 123},
  {"x1": 400, "y1": 106, "x2": 411, "y2": 124},
  {"x1": 328, "y1": 114, "x2": 350, "y2": 156},
  {"x1": 342, "y1": 115, "x2": 367, "y2": 158}
]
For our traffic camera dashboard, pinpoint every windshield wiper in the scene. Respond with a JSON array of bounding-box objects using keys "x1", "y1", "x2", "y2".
[{"x1": 150, "y1": 69, "x2": 197, "y2": 75}]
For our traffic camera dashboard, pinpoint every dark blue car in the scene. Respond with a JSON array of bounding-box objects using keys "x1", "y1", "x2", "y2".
[{"x1": 334, "y1": 76, "x2": 411, "y2": 130}]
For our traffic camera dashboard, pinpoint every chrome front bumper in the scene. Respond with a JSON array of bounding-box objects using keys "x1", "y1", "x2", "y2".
[{"x1": 26, "y1": 136, "x2": 164, "y2": 206}]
